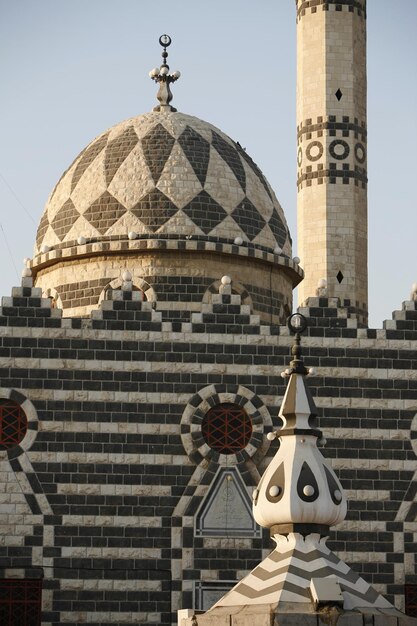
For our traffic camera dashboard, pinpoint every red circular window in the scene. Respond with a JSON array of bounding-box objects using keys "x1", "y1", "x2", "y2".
[
  {"x1": 0, "y1": 400, "x2": 28, "y2": 450},
  {"x1": 202, "y1": 403, "x2": 252, "y2": 454}
]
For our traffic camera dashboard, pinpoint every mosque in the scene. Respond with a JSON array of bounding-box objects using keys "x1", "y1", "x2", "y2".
[{"x1": 0, "y1": 1, "x2": 416, "y2": 625}]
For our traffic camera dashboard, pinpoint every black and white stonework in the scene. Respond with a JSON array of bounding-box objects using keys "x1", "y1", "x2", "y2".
[{"x1": 35, "y1": 111, "x2": 291, "y2": 256}]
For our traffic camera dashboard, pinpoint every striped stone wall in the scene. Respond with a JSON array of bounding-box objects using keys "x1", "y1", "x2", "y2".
[{"x1": 0, "y1": 282, "x2": 416, "y2": 624}]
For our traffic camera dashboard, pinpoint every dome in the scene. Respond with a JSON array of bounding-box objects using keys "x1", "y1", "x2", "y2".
[
  {"x1": 35, "y1": 111, "x2": 291, "y2": 256},
  {"x1": 31, "y1": 107, "x2": 302, "y2": 321}
]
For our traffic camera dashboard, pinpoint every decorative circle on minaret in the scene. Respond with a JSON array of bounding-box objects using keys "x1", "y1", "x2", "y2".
[
  {"x1": 297, "y1": 147, "x2": 303, "y2": 167},
  {"x1": 329, "y1": 139, "x2": 350, "y2": 160},
  {"x1": 354, "y1": 142, "x2": 366, "y2": 164},
  {"x1": 306, "y1": 141, "x2": 323, "y2": 162}
]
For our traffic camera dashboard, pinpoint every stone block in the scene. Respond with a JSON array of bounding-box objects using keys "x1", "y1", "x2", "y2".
[
  {"x1": 335, "y1": 613, "x2": 363, "y2": 626},
  {"x1": 233, "y1": 613, "x2": 272, "y2": 626},
  {"x1": 398, "y1": 617, "x2": 417, "y2": 626},
  {"x1": 194, "y1": 615, "x2": 230, "y2": 626},
  {"x1": 178, "y1": 609, "x2": 196, "y2": 625},
  {"x1": 274, "y1": 615, "x2": 318, "y2": 625},
  {"x1": 374, "y1": 615, "x2": 398, "y2": 626}
]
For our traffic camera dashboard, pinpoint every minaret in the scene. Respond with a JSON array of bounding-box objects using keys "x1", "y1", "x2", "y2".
[{"x1": 296, "y1": 0, "x2": 368, "y2": 325}]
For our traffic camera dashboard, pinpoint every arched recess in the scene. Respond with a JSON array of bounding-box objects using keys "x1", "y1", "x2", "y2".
[
  {"x1": 42, "y1": 287, "x2": 63, "y2": 310},
  {"x1": 172, "y1": 386, "x2": 272, "y2": 615},
  {"x1": 98, "y1": 276, "x2": 157, "y2": 304},
  {"x1": 0, "y1": 388, "x2": 52, "y2": 519},
  {"x1": 202, "y1": 279, "x2": 253, "y2": 310}
]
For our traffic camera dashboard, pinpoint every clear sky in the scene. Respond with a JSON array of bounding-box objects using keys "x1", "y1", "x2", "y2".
[{"x1": 0, "y1": 0, "x2": 415, "y2": 328}]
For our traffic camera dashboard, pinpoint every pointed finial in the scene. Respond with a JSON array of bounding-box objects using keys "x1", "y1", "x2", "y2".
[
  {"x1": 149, "y1": 34, "x2": 181, "y2": 112},
  {"x1": 252, "y1": 312, "x2": 347, "y2": 536},
  {"x1": 287, "y1": 312, "x2": 309, "y2": 375}
]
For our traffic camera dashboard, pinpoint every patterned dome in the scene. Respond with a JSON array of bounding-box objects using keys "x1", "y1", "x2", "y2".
[{"x1": 35, "y1": 111, "x2": 291, "y2": 256}]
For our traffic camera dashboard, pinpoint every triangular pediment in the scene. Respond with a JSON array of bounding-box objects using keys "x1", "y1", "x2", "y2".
[{"x1": 196, "y1": 468, "x2": 260, "y2": 537}]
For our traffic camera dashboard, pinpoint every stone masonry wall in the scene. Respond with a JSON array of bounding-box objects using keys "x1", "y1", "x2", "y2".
[{"x1": 0, "y1": 280, "x2": 416, "y2": 625}]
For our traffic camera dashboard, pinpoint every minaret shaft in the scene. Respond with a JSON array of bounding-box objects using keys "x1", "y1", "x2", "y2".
[{"x1": 296, "y1": 1, "x2": 368, "y2": 325}]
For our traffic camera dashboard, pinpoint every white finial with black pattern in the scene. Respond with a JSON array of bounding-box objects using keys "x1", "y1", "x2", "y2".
[
  {"x1": 253, "y1": 313, "x2": 347, "y2": 535},
  {"x1": 149, "y1": 34, "x2": 181, "y2": 112}
]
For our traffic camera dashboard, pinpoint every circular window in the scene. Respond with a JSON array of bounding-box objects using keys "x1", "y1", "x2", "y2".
[
  {"x1": 0, "y1": 400, "x2": 28, "y2": 450},
  {"x1": 202, "y1": 403, "x2": 252, "y2": 454}
]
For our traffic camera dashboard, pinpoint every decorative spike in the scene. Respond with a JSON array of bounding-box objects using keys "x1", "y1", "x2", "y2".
[
  {"x1": 149, "y1": 34, "x2": 181, "y2": 112},
  {"x1": 253, "y1": 313, "x2": 346, "y2": 535}
]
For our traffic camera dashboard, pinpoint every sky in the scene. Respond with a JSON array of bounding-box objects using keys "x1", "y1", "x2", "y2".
[{"x1": 0, "y1": 0, "x2": 415, "y2": 329}]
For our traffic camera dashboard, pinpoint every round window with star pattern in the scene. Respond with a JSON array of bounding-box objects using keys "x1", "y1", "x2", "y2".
[
  {"x1": 202, "y1": 403, "x2": 252, "y2": 454},
  {"x1": 0, "y1": 399, "x2": 28, "y2": 450}
]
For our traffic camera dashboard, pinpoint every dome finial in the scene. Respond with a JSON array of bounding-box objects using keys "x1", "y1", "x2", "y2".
[{"x1": 149, "y1": 34, "x2": 181, "y2": 112}]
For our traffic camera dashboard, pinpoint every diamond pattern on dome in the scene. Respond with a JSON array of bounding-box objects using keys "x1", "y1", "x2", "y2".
[
  {"x1": 204, "y1": 145, "x2": 246, "y2": 214},
  {"x1": 71, "y1": 147, "x2": 108, "y2": 215},
  {"x1": 182, "y1": 191, "x2": 228, "y2": 235},
  {"x1": 141, "y1": 123, "x2": 175, "y2": 184},
  {"x1": 108, "y1": 142, "x2": 154, "y2": 210},
  {"x1": 51, "y1": 199, "x2": 80, "y2": 241},
  {"x1": 35, "y1": 112, "x2": 292, "y2": 255},
  {"x1": 83, "y1": 191, "x2": 126, "y2": 235},
  {"x1": 268, "y1": 208, "x2": 288, "y2": 249},
  {"x1": 71, "y1": 133, "x2": 109, "y2": 193},
  {"x1": 157, "y1": 209, "x2": 205, "y2": 237},
  {"x1": 236, "y1": 143, "x2": 273, "y2": 202},
  {"x1": 47, "y1": 168, "x2": 74, "y2": 222},
  {"x1": 104, "y1": 126, "x2": 139, "y2": 185},
  {"x1": 130, "y1": 189, "x2": 178, "y2": 233},
  {"x1": 208, "y1": 214, "x2": 246, "y2": 241},
  {"x1": 36, "y1": 210, "x2": 50, "y2": 249},
  {"x1": 105, "y1": 210, "x2": 148, "y2": 237},
  {"x1": 65, "y1": 214, "x2": 100, "y2": 242},
  {"x1": 157, "y1": 142, "x2": 203, "y2": 208},
  {"x1": 212, "y1": 131, "x2": 246, "y2": 193},
  {"x1": 41, "y1": 224, "x2": 61, "y2": 248},
  {"x1": 253, "y1": 222, "x2": 277, "y2": 250},
  {"x1": 231, "y1": 197, "x2": 266, "y2": 241},
  {"x1": 178, "y1": 125, "x2": 210, "y2": 186},
  {"x1": 243, "y1": 159, "x2": 273, "y2": 222}
]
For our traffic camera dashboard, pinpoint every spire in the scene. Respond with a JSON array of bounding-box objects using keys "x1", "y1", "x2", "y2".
[
  {"x1": 252, "y1": 313, "x2": 347, "y2": 535},
  {"x1": 149, "y1": 34, "x2": 181, "y2": 112}
]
